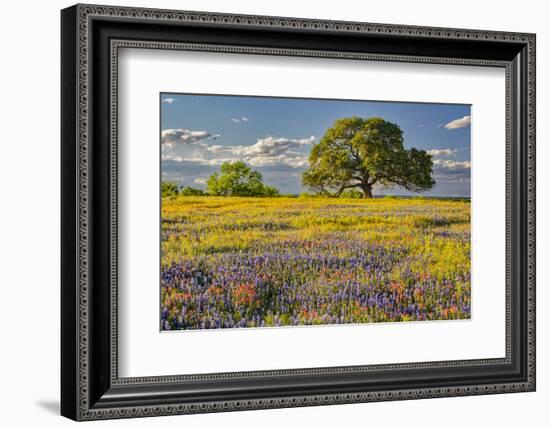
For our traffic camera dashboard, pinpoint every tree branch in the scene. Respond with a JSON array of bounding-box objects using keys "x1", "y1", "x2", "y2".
[{"x1": 331, "y1": 182, "x2": 363, "y2": 197}]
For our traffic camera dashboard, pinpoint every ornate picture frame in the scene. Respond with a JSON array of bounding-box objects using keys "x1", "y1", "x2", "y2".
[{"x1": 61, "y1": 4, "x2": 535, "y2": 421}]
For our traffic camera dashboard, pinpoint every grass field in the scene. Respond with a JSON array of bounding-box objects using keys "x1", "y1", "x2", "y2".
[{"x1": 161, "y1": 196, "x2": 471, "y2": 330}]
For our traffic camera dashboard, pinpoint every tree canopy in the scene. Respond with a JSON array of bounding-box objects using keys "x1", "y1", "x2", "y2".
[
  {"x1": 302, "y1": 117, "x2": 434, "y2": 198},
  {"x1": 161, "y1": 181, "x2": 179, "y2": 198},
  {"x1": 207, "y1": 161, "x2": 279, "y2": 197}
]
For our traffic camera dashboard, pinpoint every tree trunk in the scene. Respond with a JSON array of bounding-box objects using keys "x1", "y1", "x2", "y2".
[{"x1": 362, "y1": 184, "x2": 373, "y2": 198}]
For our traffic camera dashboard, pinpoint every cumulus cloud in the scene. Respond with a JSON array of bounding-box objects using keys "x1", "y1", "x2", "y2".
[
  {"x1": 161, "y1": 129, "x2": 219, "y2": 147},
  {"x1": 162, "y1": 149, "x2": 214, "y2": 163},
  {"x1": 432, "y1": 158, "x2": 471, "y2": 186},
  {"x1": 185, "y1": 157, "x2": 236, "y2": 166},
  {"x1": 231, "y1": 116, "x2": 250, "y2": 123},
  {"x1": 428, "y1": 148, "x2": 458, "y2": 157},
  {"x1": 250, "y1": 153, "x2": 309, "y2": 168},
  {"x1": 193, "y1": 177, "x2": 207, "y2": 185},
  {"x1": 205, "y1": 136, "x2": 315, "y2": 168},
  {"x1": 443, "y1": 115, "x2": 471, "y2": 130},
  {"x1": 433, "y1": 159, "x2": 471, "y2": 169},
  {"x1": 161, "y1": 134, "x2": 314, "y2": 169},
  {"x1": 209, "y1": 136, "x2": 314, "y2": 156},
  {"x1": 162, "y1": 97, "x2": 176, "y2": 105}
]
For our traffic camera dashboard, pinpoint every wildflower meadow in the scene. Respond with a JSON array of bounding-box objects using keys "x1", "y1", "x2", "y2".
[{"x1": 160, "y1": 196, "x2": 471, "y2": 330}]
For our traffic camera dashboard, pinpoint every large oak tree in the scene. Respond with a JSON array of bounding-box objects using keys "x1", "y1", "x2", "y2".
[{"x1": 302, "y1": 117, "x2": 434, "y2": 198}]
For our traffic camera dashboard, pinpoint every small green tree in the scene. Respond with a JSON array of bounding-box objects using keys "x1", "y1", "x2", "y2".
[
  {"x1": 262, "y1": 186, "x2": 280, "y2": 197},
  {"x1": 180, "y1": 186, "x2": 205, "y2": 196},
  {"x1": 207, "y1": 161, "x2": 279, "y2": 197},
  {"x1": 161, "y1": 181, "x2": 179, "y2": 197},
  {"x1": 302, "y1": 117, "x2": 434, "y2": 198}
]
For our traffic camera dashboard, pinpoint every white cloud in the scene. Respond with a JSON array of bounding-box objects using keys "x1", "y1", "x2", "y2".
[
  {"x1": 433, "y1": 159, "x2": 471, "y2": 169},
  {"x1": 249, "y1": 153, "x2": 309, "y2": 168},
  {"x1": 427, "y1": 148, "x2": 458, "y2": 157},
  {"x1": 162, "y1": 97, "x2": 176, "y2": 105},
  {"x1": 193, "y1": 177, "x2": 207, "y2": 185},
  {"x1": 443, "y1": 115, "x2": 471, "y2": 130},
  {"x1": 205, "y1": 136, "x2": 315, "y2": 168},
  {"x1": 432, "y1": 157, "x2": 471, "y2": 185},
  {"x1": 161, "y1": 129, "x2": 219, "y2": 146},
  {"x1": 179, "y1": 155, "x2": 310, "y2": 169},
  {"x1": 161, "y1": 153, "x2": 184, "y2": 162},
  {"x1": 200, "y1": 158, "x2": 236, "y2": 166},
  {"x1": 231, "y1": 116, "x2": 250, "y2": 123},
  {"x1": 163, "y1": 134, "x2": 315, "y2": 169},
  {"x1": 209, "y1": 136, "x2": 314, "y2": 156}
]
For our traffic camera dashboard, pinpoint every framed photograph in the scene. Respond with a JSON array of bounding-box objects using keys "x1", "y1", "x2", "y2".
[{"x1": 61, "y1": 4, "x2": 536, "y2": 421}]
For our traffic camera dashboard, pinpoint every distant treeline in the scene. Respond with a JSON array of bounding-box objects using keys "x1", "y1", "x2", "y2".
[
  {"x1": 161, "y1": 180, "x2": 369, "y2": 199},
  {"x1": 162, "y1": 161, "x2": 279, "y2": 198},
  {"x1": 162, "y1": 180, "x2": 469, "y2": 201}
]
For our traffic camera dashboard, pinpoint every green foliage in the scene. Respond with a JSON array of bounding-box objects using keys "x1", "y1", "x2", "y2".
[
  {"x1": 340, "y1": 189, "x2": 363, "y2": 199},
  {"x1": 261, "y1": 185, "x2": 280, "y2": 197},
  {"x1": 161, "y1": 181, "x2": 179, "y2": 197},
  {"x1": 302, "y1": 117, "x2": 434, "y2": 198},
  {"x1": 180, "y1": 186, "x2": 205, "y2": 196},
  {"x1": 207, "y1": 161, "x2": 280, "y2": 197}
]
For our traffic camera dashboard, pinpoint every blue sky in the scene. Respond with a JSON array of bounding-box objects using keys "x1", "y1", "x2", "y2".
[{"x1": 161, "y1": 93, "x2": 471, "y2": 197}]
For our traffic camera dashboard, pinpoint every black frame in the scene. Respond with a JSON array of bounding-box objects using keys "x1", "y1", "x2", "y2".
[{"x1": 61, "y1": 4, "x2": 536, "y2": 421}]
